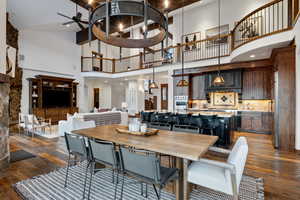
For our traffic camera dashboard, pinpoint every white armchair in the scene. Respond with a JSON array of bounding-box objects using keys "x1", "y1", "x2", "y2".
[{"x1": 188, "y1": 137, "x2": 248, "y2": 200}]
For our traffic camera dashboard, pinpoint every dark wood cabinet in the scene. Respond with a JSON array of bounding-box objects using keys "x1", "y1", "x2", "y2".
[
  {"x1": 205, "y1": 69, "x2": 242, "y2": 92},
  {"x1": 28, "y1": 75, "x2": 78, "y2": 124},
  {"x1": 191, "y1": 75, "x2": 206, "y2": 100},
  {"x1": 239, "y1": 111, "x2": 273, "y2": 134},
  {"x1": 242, "y1": 67, "x2": 273, "y2": 100}
]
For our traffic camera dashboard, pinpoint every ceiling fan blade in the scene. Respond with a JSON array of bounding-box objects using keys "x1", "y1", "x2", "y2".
[
  {"x1": 79, "y1": 20, "x2": 89, "y2": 24},
  {"x1": 57, "y1": 12, "x2": 73, "y2": 20},
  {"x1": 76, "y1": 22, "x2": 85, "y2": 30},
  {"x1": 62, "y1": 21, "x2": 75, "y2": 25}
]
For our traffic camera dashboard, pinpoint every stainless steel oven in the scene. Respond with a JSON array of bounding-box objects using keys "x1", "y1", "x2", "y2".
[{"x1": 174, "y1": 96, "x2": 188, "y2": 111}]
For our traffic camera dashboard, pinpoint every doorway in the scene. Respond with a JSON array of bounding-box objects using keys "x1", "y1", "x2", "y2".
[
  {"x1": 161, "y1": 84, "x2": 168, "y2": 110},
  {"x1": 94, "y1": 88, "x2": 99, "y2": 108}
]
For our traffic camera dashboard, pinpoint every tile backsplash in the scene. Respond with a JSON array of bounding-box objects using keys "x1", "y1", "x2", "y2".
[{"x1": 190, "y1": 92, "x2": 273, "y2": 112}]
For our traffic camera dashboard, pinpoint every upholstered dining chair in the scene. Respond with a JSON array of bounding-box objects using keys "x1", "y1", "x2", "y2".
[
  {"x1": 187, "y1": 137, "x2": 248, "y2": 200},
  {"x1": 118, "y1": 146, "x2": 179, "y2": 200}
]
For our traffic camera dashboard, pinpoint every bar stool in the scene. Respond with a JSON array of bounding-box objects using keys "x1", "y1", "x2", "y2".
[{"x1": 199, "y1": 115, "x2": 220, "y2": 136}]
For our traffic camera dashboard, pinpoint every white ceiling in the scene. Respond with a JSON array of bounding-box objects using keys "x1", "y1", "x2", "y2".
[{"x1": 7, "y1": 0, "x2": 88, "y2": 32}]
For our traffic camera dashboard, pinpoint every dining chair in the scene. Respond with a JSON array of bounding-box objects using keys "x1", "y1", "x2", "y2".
[
  {"x1": 118, "y1": 146, "x2": 179, "y2": 200},
  {"x1": 64, "y1": 132, "x2": 90, "y2": 199},
  {"x1": 187, "y1": 137, "x2": 248, "y2": 200},
  {"x1": 86, "y1": 139, "x2": 120, "y2": 200},
  {"x1": 199, "y1": 115, "x2": 220, "y2": 135}
]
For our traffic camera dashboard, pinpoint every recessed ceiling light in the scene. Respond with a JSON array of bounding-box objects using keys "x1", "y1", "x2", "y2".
[
  {"x1": 164, "y1": 0, "x2": 169, "y2": 9},
  {"x1": 119, "y1": 23, "x2": 124, "y2": 32},
  {"x1": 65, "y1": 24, "x2": 70, "y2": 27},
  {"x1": 88, "y1": 0, "x2": 93, "y2": 5},
  {"x1": 250, "y1": 54, "x2": 256, "y2": 58}
]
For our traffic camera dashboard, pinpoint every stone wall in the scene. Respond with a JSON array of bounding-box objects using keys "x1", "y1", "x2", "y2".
[
  {"x1": 0, "y1": 78, "x2": 10, "y2": 170},
  {"x1": 7, "y1": 16, "x2": 22, "y2": 123}
]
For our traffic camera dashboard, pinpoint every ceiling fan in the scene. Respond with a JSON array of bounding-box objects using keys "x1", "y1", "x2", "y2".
[{"x1": 57, "y1": 2, "x2": 88, "y2": 30}]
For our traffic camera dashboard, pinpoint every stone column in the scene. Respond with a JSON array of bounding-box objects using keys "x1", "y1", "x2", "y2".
[{"x1": 0, "y1": 75, "x2": 10, "y2": 171}]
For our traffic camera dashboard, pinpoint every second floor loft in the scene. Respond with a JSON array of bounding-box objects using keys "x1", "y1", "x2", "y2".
[{"x1": 81, "y1": 0, "x2": 300, "y2": 74}]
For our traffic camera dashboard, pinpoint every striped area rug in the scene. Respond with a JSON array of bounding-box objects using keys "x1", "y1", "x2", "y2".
[{"x1": 14, "y1": 162, "x2": 264, "y2": 200}]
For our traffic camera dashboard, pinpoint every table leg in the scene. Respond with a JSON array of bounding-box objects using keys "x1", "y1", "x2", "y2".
[
  {"x1": 183, "y1": 159, "x2": 190, "y2": 200},
  {"x1": 175, "y1": 157, "x2": 183, "y2": 200}
]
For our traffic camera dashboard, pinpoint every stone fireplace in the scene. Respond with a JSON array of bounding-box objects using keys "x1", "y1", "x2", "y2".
[{"x1": 0, "y1": 74, "x2": 10, "y2": 171}]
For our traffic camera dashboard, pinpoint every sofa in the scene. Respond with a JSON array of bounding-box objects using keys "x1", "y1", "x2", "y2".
[
  {"x1": 58, "y1": 118, "x2": 96, "y2": 137},
  {"x1": 77, "y1": 111, "x2": 128, "y2": 126},
  {"x1": 58, "y1": 111, "x2": 128, "y2": 136}
]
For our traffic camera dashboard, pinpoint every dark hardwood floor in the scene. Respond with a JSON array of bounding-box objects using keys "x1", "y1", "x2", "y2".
[{"x1": 0, "y1": 131, "x2": 300, "y2": 200}]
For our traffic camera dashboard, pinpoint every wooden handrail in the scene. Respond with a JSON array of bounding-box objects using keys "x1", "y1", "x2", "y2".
[
  {"x1": 81, "y1": 0, "x2": 294, "y2": 73},
  {"x1": 233, "y1": 0, "x2": 284, "y2": 32}
]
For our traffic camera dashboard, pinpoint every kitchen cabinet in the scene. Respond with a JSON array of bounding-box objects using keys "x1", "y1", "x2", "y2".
[
  {"x1": 191, "y1": 75, "x2": 206, "y2": 100},
  {"x1": 205, "y1": 69, "x2": 242, "y2": 92},
  {"x1": 242, "y1": 67, "x2": 273, "y2": 100},
  {"x1": 239, "y1": 111, "x2": 273, "y2": 134}
]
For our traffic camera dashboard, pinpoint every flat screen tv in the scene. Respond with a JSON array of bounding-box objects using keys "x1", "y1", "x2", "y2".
[{"x1": 43, "y1": 89, "x2": 71, "y2": 108}]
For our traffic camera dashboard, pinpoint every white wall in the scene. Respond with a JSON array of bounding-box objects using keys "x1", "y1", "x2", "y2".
[
  {"x1": 171, "y1": 0, "x2": 272, "y2": 44},
  {"x1": 0, "y1": 0, "x2": 6, "y2": 74},
  {"x1": 84, "y1": 79, "x2": 112, "y2": 111},
  {"x1": 295, "y1": 19, "x2": 300, "y2": 150},
  {"x1": 19, "y1": 30, "x2": 81, "y2": 75},
  {"x1": 18, "y1": 29, "x2": 82, "y2": 113}
]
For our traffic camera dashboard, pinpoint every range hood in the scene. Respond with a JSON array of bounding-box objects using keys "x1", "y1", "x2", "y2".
[{"x1": 205, "y1": 69, "x2": 242, "y2": 93}]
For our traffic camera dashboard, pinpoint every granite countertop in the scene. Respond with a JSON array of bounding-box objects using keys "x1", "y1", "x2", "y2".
[
  {"x1": 187, "y1": 108, "x2": 273, "y2": 113},
  {"x1": 189, "y1": 111, "x2": 235, "y2": 118}
]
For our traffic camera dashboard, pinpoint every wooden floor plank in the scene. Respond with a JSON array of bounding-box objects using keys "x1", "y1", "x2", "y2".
[{"x1": 0, "y1": 132, "x2": 300, "y2": 199}]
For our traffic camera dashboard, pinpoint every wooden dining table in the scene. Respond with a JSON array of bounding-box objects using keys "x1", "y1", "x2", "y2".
[{"x1": 73, "y1": 124, "x2": 218, "y2": 200}]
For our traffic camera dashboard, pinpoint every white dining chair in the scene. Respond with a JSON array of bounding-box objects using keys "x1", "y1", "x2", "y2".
[{"x1": 188, "y1": 137, "x2": 248, "y2": 200}]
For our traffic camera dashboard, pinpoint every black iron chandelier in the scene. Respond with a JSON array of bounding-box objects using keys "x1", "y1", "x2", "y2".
[{"x1": 88, "y1": 0, "x2": 169, "y2": 48}]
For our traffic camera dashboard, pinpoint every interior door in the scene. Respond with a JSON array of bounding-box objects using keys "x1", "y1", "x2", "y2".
[
  {"x1": 94, "y1": 88, "x2": 100, "y2": 108},
  {"x1": 161, "y1": 84, "x2": 168, "y2": 110}
]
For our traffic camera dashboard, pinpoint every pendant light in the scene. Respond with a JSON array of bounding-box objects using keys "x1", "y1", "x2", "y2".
[
  {"x1": 149, "y1": 66, "x2": 159, "y2": 89},
  {"x1": 176, "y1": 3, "x2": 189, "y2": 87},
  {"x1": 213, "y1": 0, "x2": 225, "y2": 86}
]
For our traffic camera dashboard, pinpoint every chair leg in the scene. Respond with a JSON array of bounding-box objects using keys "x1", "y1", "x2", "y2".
[
  {"x1": 210, "y1": 129, "x2": 214, "y2": 136},
  {"x1": 153, "y1": 184, "x2": 162, "y2": 200},
  {"x1": 112, "y1": 169, "x2": 115, "y2": 184},
  {"x1": 233, "y1": 195, "x2": 239, "y2": 200},
  {"x1": 83, "y1": 161, "x2": 92, "y2": 199},
  {"x1": 113, "y1": 169, "x2": 119, "y2": 200},
  {"x1": 87, "y1": 161, "x2": 95, "y2": 200},
  {"x1": 64, "y1": 154, "x2": 71, "y2": 188},
  {"x1": 119, "y1": 173, "x2": 125, "y2": 200}
]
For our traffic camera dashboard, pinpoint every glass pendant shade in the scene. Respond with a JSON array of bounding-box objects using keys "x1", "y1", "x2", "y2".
[
  {"x1": 176, "y1": 79, "x2": 189, "y2": 87},
  {"x1": 149, "y1": 81, "x2": 159, "y2": 89},
  {"x1": 213, "y1": 75, "x2": 225, "y2": 86}
]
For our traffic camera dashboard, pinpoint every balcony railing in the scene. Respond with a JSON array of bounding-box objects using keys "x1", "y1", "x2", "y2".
[
  {"x1": 232, "y1": 0, "x2": 292, "y2": 49},
  {"x1": 81, "y1": 0, "x2": 295, "y2": 74}
]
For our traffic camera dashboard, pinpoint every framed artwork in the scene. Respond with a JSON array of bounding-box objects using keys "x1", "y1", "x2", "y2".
[
  {"x1": 205, "y1": 24, "x2": 229, "y2": 48},
  {"x1": 6, "y1": 45, "x2": 17, "y2": 77}
]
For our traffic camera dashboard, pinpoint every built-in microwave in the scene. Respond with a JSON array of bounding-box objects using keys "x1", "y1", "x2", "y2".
[{"x1": 174, "y1": 96, "x2": 188, "y2": 111}]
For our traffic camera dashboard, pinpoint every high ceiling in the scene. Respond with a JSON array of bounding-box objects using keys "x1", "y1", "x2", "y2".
[{"x1": 70, "y1": 0, "x2": 202, "y2": 12}]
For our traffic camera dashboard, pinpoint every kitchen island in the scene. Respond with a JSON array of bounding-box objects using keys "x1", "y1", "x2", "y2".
[{"x1": 141, "y1": 110, "x2": 237, "y2": 147}]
